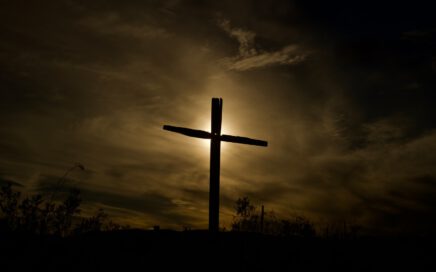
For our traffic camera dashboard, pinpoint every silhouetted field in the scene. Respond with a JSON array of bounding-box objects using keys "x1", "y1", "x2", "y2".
[
  {"x1": 1, "y1": 185, "x2": 434, "y2": 271},
  {"x1": 1, "y1": 229, "x2": 434, "y2": 272}
]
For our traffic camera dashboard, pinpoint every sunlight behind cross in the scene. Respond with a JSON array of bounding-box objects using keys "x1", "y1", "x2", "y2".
[{"x1": 163, "y1": 98, "x2": 267, "y2": 232}]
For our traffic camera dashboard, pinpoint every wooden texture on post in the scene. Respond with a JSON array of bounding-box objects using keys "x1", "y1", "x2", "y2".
[{"x1": 209, "y1": 98, "x2": 222, "y2": 233}]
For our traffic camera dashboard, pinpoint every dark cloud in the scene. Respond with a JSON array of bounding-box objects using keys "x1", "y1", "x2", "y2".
[
  {"x1": 353, "y1": 174, "x2": 436, "y2": 235},
  {"x1": 218, "y1": 19, "x2": 308, "y2": 71},
  {"x1": 298, "y1": 2, "x2": 436, "y2": 136},
  {"x1": 0, "y1": 177, "x2": 23, "y2": 188},
  {"x1": 35, "y1": 174, "x2": 198, "y2": 227}
]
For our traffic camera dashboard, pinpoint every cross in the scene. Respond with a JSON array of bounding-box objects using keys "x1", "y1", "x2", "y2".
[{"x1": 163, "y1": 98, "x2": 267, "y2": 232}]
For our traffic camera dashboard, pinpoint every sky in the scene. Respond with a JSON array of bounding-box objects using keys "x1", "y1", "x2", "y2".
[{"x1": 1, "y1": 1, "x2": 435, "y2": 234}]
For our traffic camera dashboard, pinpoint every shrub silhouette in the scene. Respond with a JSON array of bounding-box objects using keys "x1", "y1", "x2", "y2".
[
  {"x1": 231, "y1": 196, "x2": 316, "y2": 237},
  {"x1": 74, "y1": 208, "x2": 107, "y2": 234},
  {"x1": 0, "y1": 183, "x2": 125, "y2": 236},
  {"x1": 18, "y1": 193, "x2": 44, "y2": 233},
  {"x1": 279, "y1": 216, "x2": 316, "y2": 238},
  {"x1": 0, "y1": 183, "x2": 82, "y2": 235},
  {"x1": 52, "y1": 188, "x2": 81, "y2": 236},
  {"x1": 232, "y1": 196, "x2": 260, "y2": 232},
  {"x1": 0, "y1": 183, "x2": 21, "y2": 230}
]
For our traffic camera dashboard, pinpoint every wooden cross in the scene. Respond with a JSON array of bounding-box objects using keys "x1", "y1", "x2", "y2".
[{"x1": 163, "y1": 98, "x2": 267, "y2": 232}]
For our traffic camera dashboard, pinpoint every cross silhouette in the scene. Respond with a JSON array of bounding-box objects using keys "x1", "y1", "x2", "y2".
[{"x1": 163, "y1": 98, "x2": 267, "y2": 232}]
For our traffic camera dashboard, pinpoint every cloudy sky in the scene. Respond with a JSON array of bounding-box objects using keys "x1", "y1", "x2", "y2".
[{"x1": 1, "y1": 1, "x2": 435, "y2": 233}]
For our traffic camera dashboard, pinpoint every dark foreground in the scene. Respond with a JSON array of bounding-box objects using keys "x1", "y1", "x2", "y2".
[{"x1": 1, "y1": 230, "x2": 435, "y2": 271}]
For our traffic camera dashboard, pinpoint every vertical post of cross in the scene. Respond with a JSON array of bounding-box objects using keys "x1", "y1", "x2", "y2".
[{"x1": 209, "y1": 98, "x2": 222, "y2": 233}]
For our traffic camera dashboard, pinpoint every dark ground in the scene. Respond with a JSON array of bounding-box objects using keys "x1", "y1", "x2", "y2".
[{"x1": 1, "y1": 229, "x2": 435, "y2": 272}]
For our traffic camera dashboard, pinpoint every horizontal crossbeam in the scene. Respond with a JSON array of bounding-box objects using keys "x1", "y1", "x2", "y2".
[
  {"x1": 163, "y1": 125, "x2": 211, "y2": 139},
  {"x1": 220, "y1": 134, "x2": 268, "y2": 147},
  {"x1": 163, "y1": 125, "x2": 268, "y2": 147}
]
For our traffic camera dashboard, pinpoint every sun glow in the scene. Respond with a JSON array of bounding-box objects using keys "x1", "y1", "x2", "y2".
[{"x1": 197, "y1": 118, "x2": 234, "y2": 151}]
